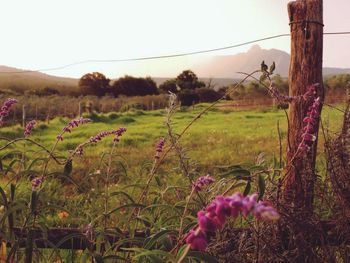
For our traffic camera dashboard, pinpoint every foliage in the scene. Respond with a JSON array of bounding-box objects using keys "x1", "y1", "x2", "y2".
[
  {"x1": 176, "y1": 70, "x2": 205, "y2": 90},
  {"x1": 159, "y1": 79, "x2": 179, "y2": 94},
  {"x1": 79, "y1": 72, "x2": 111, "y2": 97},
  {"x1": 196, "y1": 88, "x2": 221, "y2": 103},
  {"x1": 112, "y1": 75, "x2": 159, "y2": 97},
  {"x1": 0, "y1": 64, "x2": 349, "y2": 262},
  {"x1": 177, "y1": 89, "x2": 199, "y2": 106}
]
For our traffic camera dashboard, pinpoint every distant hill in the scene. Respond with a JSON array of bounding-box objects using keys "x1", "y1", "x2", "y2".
[
  {"x1": 1, "y1": 46, "x2": 350, "y2": 95},
  {"x1": 192, "y1": 45, "x2": 350, "y2": 78},
  {"x1": 0, "y1": 66, "x2": 78, "y2": 95}
]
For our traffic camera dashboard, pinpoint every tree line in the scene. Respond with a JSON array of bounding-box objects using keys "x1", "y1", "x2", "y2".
[{"x1": 79, "y1": 70, "x2": 222, "y2": 105}]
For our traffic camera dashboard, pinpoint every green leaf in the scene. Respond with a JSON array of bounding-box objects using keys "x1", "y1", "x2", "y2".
[
  {"x1": 269, "y1": 61, "x2": 276, "y2": 74},
  {"x1": 30, "y1": 191, "x2": 38, "y2": 213},
  {"x1": 155, "y1": 176, "x2": 162, "y2": 187},
  {"x1": 258, "y1": 175, "x2": 265, "y2": 200},
  {"x1": 131, "y1": 249, "x2": 175, "y2": 261},
  {"x1": 107, "y1": 203, "x2": 145, "y2": 216},
  {"x1": 0, "y1": 187, "x2": 8, "y2": 208},
  {"x1": 144, "y1": 229, "x2": 176, "y2": 249},
  {"x1": 27, "y1": 157, "x2": 47, "y2": 170},
  {"x1": 243, "y1": 181, "x2": 251, "y2": 196},
  {"x1": 63, "y1": 159, "x2": 73, "y2": 176},
  {"x1": 187, "y1": 251, "x2": 219, "y2": 263},
  {"x1": 56, "y1": 233, "x2": 87, "y2": 248},
  {"x1": 110, "y1": 191, "x2": 135, "y2": 203},
  {"x1": 219, "y1": 168, "x2": 251, "y2": 180},
  {"x1": 102, "y1": 255, "x2": 126, "y2": 261},
  {"x1": 10, "y1": 184, "x2": 15, "y2": 202}
]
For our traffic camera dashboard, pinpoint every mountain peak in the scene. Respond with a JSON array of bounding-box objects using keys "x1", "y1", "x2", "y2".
[{"x1": 248, "y1": 44, "x2": 262, "y2": 53}]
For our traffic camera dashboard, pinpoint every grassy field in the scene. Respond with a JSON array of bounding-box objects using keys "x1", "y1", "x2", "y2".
[
  {"x1": 0, "y1": 101, "x2": 346, "y2": 262},
  {"x1": 1, "y1": 101, "x2": 344, "y2": 177}
]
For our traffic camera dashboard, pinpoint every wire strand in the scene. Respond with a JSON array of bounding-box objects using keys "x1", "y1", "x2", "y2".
[{"x1": 1, "y1": 31, "x2": 350, "y2": 74}]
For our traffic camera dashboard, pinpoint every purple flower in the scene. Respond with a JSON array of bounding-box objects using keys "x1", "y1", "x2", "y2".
[
  {"x1": 268, "y1": 83, "x2": 295, "y2": 103},
  {"x1": 186, "y1": 229, "x2": 208, "y2": 251},
  {"x1": 192, "y1": 175, "x2": 215, "y2": 191},
  {"x1": 298, "y1": 96, "x2": 321, "y2": 154},
  {"x1": 89, "y1": 130, "x2": 116, "y2": 143},
  {"x1": 58, "y1": 117, "x2": 92, "y2": 141},
  {"x1": 24, "y1": 120, "x2": 36, "y2": 137},
  {"x1": 186, "y1": 192, "x2": 279, "y2": 251},
  {"x1": 154, "y1": 137, "x2": 165, "y2": 159},
  {"x1": 303, "y1": 83, "x2": 318, "y2": 101},
  {"x1": 0, "y1": 98, "x2": 18, "y2": 126},
  {"x1": 113, "y1": 127, "x2": 127, "y2": 142},
  {"x1": 31, "y1": 176, "x2": 44, "y2": 189},
  {"x1": 197, "y1": 211, "x2": 218, "y2": 233},
  {"x1": 253, "y1": 201, "x2": 280, "y2": 221}
]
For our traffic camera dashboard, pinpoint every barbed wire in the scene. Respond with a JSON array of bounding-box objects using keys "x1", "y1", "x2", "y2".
[{"x1": 1, "y1": 31, "x2": 350, "y2": 74}]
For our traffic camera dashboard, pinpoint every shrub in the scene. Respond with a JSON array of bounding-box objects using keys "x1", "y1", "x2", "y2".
[{"x1": 178, "y1": 89, "x2": 199, "y2": 106}]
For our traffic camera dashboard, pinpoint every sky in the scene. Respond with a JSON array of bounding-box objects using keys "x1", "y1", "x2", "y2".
[{"x1": 0, "y1": 0, "x2": 349, "y2": 78}]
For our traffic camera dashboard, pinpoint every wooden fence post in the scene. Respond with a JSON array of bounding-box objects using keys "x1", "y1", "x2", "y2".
[{"x1": 283, "y1": 0, "x2": 324, "y2": 212}]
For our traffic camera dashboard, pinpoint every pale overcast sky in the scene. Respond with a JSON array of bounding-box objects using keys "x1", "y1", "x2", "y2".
[{"x1": 0, "y1": 0, "x2": 349, "y2": 78}]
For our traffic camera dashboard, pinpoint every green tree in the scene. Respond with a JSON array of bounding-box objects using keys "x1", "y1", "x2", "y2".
[
  {"x1": 112, "y1": 75, "x2": 158, "y2": 97},
  {"x1": 79, "y1": 72, "x2": 110, "y2": 96},
  {"x1": 159, "y1": 79, "x2": 179, "y2": 94},
  {"x1": 176, "y1": 70, "x2": 205, "y2": 90}
]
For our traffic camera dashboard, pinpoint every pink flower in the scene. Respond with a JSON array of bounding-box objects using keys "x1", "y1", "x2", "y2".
[
  {"x1": 298, "y1": 96, "x2": 321, "y2": 154},
  {"x1": 154, "y1": 137, "x2": 165, "y2": 159},
  {"x1": 0, "y1": 98, "x2": 18, "y2": 126},
  {"x1": 24, "y1": 120, "x2": 36, "y2": 137},
  {"x1": 192, "y1": 175, "x2": 215, "y2": 191},
  {"x1": 186, "y1": 229, "x2": 208, "y2": 251},
  {"x1": 31, "y1": 176, "x2": 44, "y2": 189},
  {"x1": 186, "y1": 192, "x2": 279, "y2": 251},
  {"x1": 113, "y1": 127, "x2": 127, "y2": 142},
  {"x1": 58, "y1": 117, "x2": 92, "y2": 141}
]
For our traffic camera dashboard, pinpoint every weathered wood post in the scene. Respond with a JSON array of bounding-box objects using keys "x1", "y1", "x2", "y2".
[
  {"x1": 279, "y1": 2, "x2": 324, "y2": 261},
  {"x1": 283, "y1": 0, "x2": 324, "y2": 212}
]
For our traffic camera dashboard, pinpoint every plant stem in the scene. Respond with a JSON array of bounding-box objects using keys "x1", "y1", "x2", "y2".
[{"x1": 178, "y1": 187, "x2": 195, "y2": 240}]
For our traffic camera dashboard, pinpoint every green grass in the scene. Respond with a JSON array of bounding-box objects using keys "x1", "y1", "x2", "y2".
[{"x1": 0, "y1": 102, "x2": 344, "y2": 175}]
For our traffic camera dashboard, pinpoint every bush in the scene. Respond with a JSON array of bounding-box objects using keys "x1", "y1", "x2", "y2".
[
  {"x1": 177, "y1": 89, "x2": 199, "y2": 106},
  {"x1": 107, "y1": 113, "x2": 119, "y2": 120},
  {"x1": 196, "y1": 88, "x2": 221, "y2": 103}
]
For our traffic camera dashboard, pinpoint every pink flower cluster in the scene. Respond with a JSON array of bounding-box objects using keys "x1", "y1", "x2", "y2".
[
  {"x1": 89, "y1": 130, "x2": 118, "y2": 143},
  {"x1": 186, "y1": 193, "x2": 279, "y2": 251},
  {"x1": 302, "y1": 83, "x2": 318, "y2": 101},
  {"x1": 154, "y1": 137, "x2": 165, "y2": 159},
  {"x1": 24, "y1": 120, "x2": 36, "y2": 137},
  {"x1": 113, "y1": 127, "x2": 127, "y2": 142},
  {"x1": 88, "y1": 127, "x2": 126, "y2": 143},
  {"x1": 57, "y1": 117, "x2": 92, "y2": 141},
  {"x1": 31, "y1": 176, "x2": 44, "y2": 190},
  {"x1": 192, "y1": 175, "x2": 215, "y2": 191},
  {"x1": 0, "y1": 98, "x2": 18, "y2": 126},
  {"x1": 295, "y1": 83, "x2": 321, "y2": 154},
  {"x1": 297, "y1": 97, "x2": 321, "y2": 153}
]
